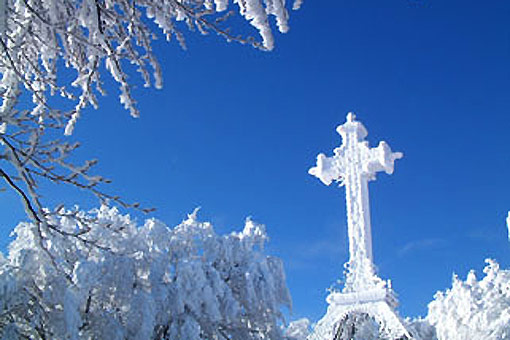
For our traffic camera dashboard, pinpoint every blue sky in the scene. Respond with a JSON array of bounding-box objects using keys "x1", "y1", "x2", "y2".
[{"x1": 1, "y1": 0, "x2": 510, "y2": 324}]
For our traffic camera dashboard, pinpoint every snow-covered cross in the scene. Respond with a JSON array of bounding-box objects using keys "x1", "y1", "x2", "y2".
[
  {"x1": 309, "y1": 112, "x2": 402, "y2": 291},
  {"x1": 308, "y1": 114, "x2": 413, "y2": 340}
]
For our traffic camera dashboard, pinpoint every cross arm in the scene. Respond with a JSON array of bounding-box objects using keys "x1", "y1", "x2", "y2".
[
  {"x1": 309, "y1": 153, "x2": 345, "y2": 186},
  {"x1": 364, "y1": 141, "x2": 403, "y2": 178}
]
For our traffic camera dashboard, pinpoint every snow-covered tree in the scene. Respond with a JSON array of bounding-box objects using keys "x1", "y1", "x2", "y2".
[
  {"x1": 405, "y1": 259, "x2": 510, "y2": 340},
  {"x1": 0, "y1": 0, "x2": 301, "y2": 246},
  {"x1": 425, "y1": 259, "x2": 510, "y2": 340},
  {"x1": 0, "y1": 3, "x2": 299, "y2": 337},
  {"x1": 285, "y1": 318, "x2": 311, "y2": 340},
  {"x1": 407, "y1": 259, "x2": 510, "y2": 340},
  {"x1": 406, "y1": 317, "x2": 437, "y2": 340},
  {"x1": 0, "y1": 206, "x2": 292, "y2": 339}
]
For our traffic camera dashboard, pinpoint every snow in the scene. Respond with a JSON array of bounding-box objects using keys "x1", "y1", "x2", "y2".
[
  {"x1": 235, "y1": 0, "x2": 275, "y2": 50},
  {"x1": 1, "y1": 0, "x2": 301, "y2": 145},
  {"x1": 0, "y1": 206, "x2": 291, "y2": 339},
  {"x1": 285, "y1": 318, "x2": 311, "y2": 340},
  {"x1": 507, "y1": 211, "x2": 510, "y2": 241},
  {"x1": 309, "y1": 300, "x2": 412, "y2": 340},
  {"x1": 0, "y1": 0, "x2": 5, "y2": 38},
  {"x1": 309, "y1": 113, "x2": 402, "y2": 281},
  {"x1": 292, "y1": 0, "x2": 304, "y2": 10},
  {"x1": 0, "y1": 0, "x2": 303, "y2": 231},
  {"x1": 422, "y1": 259, "x2": 510, "y2": 340},
  {"x1": 308, "y1": 113, "x2": 402, "y2": 292},
  {"x1": 308, "y1": 114, "x2": 409, "y2": 340}
]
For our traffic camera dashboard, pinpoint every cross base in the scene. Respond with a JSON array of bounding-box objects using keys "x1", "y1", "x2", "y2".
[
  {"x1": 308, "y1": 288, "x2": 414, "y2": 340},
  {"x1": 326, "y1": 287, "x2": 397, "y2": 309}
]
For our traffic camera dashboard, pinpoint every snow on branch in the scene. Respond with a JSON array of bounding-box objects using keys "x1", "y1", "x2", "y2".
[
  {"x1": 1, "y1": 0, "x2": 299, "y2": 132},
  {"x1": 0, "y1": 206, "x2": 292, "y2": 339},
  {"x1": 420, "y1": 259, "x2": 510, "y2": 340},
  {"x1": 0, "y1": 0, "x2": 301, "y2": 247}
]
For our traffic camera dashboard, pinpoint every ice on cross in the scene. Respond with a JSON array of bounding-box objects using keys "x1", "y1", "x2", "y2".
[
  {"x1": 309, "y1": 112, "x2": 402, "y2": 290},
  {"x1": 309, "y1": 112, "x2": 401, "y2": 186},
  {"x1": 308, "y1": 113, "x2": 412, "y2": 340}
]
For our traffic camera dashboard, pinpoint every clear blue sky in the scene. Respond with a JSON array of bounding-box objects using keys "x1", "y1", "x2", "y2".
[{"x1": 1, "y1": 0, "x2": 510, "y2": 324}]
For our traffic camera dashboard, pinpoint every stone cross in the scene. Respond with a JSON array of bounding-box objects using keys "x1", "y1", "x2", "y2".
[{"x1": 309, "y1": 113, "x2": 402, "y2": 291}]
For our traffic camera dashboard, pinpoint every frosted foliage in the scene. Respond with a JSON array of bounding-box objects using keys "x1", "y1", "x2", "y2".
[
  {"x1": 0, "y1": 0, "x2": 297, "y2": 123},
  {"x1": 285, "y1": 318, "x2": 311, "y2": 340},
  {"x1": 0, "y1": 206, "x2": 291, "y2": 340},
  {"x1": 1, "y1": 0, "x2": 298, "y2": 124},
  {"x1": 0, "y1": 0, "x2": 300, "y2": 234},
  {"x1": 425, "y1": 259, "x2": 510, "y2": 340},
  {"x1": 405, "y1": 318, "x2": 437, "y2": 340}
]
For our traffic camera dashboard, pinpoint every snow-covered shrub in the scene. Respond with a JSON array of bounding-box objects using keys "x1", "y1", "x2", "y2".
[
  {"x1": 285, "y1": 318, "x2": 311, "y2": 340},
  {"x1": 0, "y1": 206, "x2": 291, "y2": 340},
  {"x1": 406, "y1": 317, "x2": 437, "y2": 340},
  {"x1": 426, "y1": 259, "x2": 510, "y2": 340}
]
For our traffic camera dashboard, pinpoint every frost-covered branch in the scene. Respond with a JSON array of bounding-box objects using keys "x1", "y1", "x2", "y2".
[
  {"x1": 0, "y1": 0, "x2": 300, "y2": 250},
  {"x1": 426, "y1": 259, "x2": 510, "y2": 340},
  {"x1": 0, "y1": 207, "x2": 292, "y2": 340},
  {"x1": 1, "y1": 0, "x2": 299, "y2": 130}
]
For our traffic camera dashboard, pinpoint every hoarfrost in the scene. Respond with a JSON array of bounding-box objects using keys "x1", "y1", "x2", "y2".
[{"x1": 0, "y1": 206, "x2": 292, "y2": 340}]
